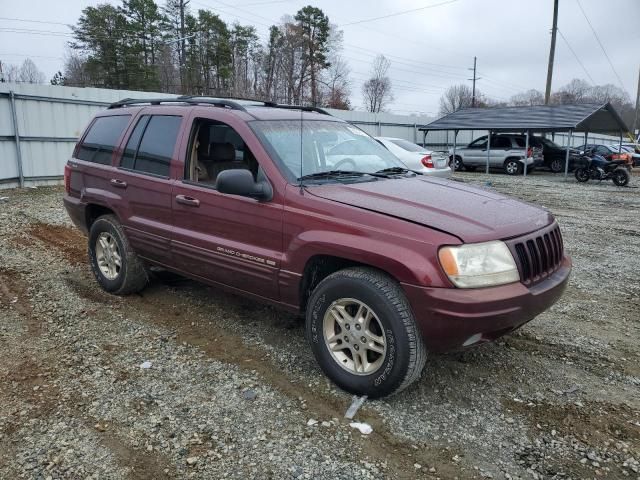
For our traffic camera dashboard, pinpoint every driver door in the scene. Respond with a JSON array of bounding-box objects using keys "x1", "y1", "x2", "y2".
[{"x1": 170, "y1": 114, "x2": 284, "y2": 300}]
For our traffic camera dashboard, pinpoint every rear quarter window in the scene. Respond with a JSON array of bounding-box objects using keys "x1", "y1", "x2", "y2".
[{"x1": 76, "y1": 115, "x2": 131, "y2": 165}]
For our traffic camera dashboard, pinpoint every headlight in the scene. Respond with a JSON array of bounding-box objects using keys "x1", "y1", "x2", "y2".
[{"x1": 438, "y1": 240, "x2": 520, "y2": 288}]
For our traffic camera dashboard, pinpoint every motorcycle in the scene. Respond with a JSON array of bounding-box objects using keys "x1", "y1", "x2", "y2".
[{"x1": 574, "y1": 148, "x2": 630, "y2": 187}]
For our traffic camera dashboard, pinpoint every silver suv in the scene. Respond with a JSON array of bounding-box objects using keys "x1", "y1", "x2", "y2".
[{"x1": 450, "y1": 134, "x2": 543, "y2": 175}]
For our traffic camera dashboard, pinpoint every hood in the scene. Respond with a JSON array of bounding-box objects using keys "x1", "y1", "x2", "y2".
[{"x1": 307, "y1": 177, "x2": 553, "y2": 243}]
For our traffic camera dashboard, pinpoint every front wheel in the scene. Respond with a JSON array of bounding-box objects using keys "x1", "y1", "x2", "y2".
[
  {"x1": 306, "y1": 267, "x2": 427, "y2": 398},
  {"x1": 549, "y1": 158, "x2": 564, "y2": 173},
  {"x1": 88, "y1": 215, "x2": 149, "y2": 295},
  {"x1": 450, "y1": 156, "x2": 463, "y2": 171},
  {"x1": 612, "y1": 167, "x2": 630, "y2": 187},
  {"x1": 574, "y1": 168, "x2": 590, "y2": 183}
]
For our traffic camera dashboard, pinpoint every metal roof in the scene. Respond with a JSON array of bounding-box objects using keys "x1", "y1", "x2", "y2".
[{"x1": 420, "y1": 103, "x2": 629, "y2": 133}]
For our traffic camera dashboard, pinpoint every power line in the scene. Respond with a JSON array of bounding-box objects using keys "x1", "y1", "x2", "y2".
[
  {"x1": 339, "y1": 0, "x2": 461, "y2": 27},
  {"x1": 575, "y1": 0, "x2": 627, "y2": 92},
  {"x1": 556, "y1": 28, "x2": 595, "y2": 84}
]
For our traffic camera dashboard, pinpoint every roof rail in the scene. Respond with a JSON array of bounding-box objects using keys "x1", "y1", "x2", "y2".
[
  {"x1": 108, "y1": 95, "x2": 332, "y2": 116},
  {"x1": 263, "y1": 104, "x2": 331, "y2": 116},
  {"x1": 108, "y1": 97, "x2": 248, "y2": 111}
]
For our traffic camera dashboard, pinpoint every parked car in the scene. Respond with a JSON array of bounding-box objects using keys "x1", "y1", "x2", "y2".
[
  {"x1": 575, "y1": 144, "x2": 633, "y2": 170},
  {"x1": 450, "y1": 134, "x2": 543, "y2": 175},
  {"x1": 617, "y1": 145, "x2": 640, "y2": 167},
  {"x1": 375, "y1": 137, "x2": 451, "y2": 177},
  {"x1": 63, "y1": 97, "x2": 571, "y2": 398},
  {"x1": 522, "y1": 135, "x2": 581, "y2": 173}
]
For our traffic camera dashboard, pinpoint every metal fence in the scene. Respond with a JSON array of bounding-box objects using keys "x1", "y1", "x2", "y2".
[{"x1": 0, "y1": 83, "x2": 436, "y2": 189}]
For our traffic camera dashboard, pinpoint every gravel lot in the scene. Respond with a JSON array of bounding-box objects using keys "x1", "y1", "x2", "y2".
[{"x1": 0, "y1": 171, "x2": 638, "y2": 479}]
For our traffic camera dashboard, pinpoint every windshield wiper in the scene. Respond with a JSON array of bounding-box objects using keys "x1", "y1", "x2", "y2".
[
  {"x1": 373, "y1": 167, "x2": 419, "y2": 176},
  {"x1": 298, "y1": 170, "x2": 386, "y2": 181}
]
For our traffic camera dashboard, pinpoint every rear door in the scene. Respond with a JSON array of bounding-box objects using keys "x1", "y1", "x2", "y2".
[
  {"x1": 110, "y1": 111, "x2": 186, "y2": 265},
  {"x1": 489, "y1": 136, "x2": 512, "y2": 166},
  {"x1": 170, "y1": 112, "x2": 283, "y2": 300}
]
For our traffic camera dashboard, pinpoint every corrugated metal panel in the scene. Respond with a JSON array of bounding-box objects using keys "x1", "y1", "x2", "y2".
[
  {"x1": 422, "y1": 103, "x2": 629, "y2": 133},
  {"x1": 0, "y1": 84, "x2": 439, "y2": 186}
]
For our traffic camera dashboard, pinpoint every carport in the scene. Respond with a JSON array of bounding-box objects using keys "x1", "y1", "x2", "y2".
[{"x1": 420, "y1": 103, "x2": 631, "y2": 178}]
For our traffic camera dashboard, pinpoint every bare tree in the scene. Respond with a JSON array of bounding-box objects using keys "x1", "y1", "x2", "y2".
[
  {"x1": 320, "y1": 55, "x2": 351, "y2": 109},
  {"x1": 18, "y1": 58, "x2": 45, "y2": 84},
  {"x1": 0, "y1": 62, "x2": 20, "y2": 83},
  {"x1": 439, "y1": 84, "x2": 476, "y2": 115},
  {"x1": 362, "y1": 55, "x2": 393, "y2": 113},
  {"x1": 63, "y1": 51, "x2": 92, "y2": 87},
  {"x1": 551, "y1": 78, "x2": 591, "y2": 104},
  {"x1": 510, "y1": 89, "x2": 544, "y2": 106}
]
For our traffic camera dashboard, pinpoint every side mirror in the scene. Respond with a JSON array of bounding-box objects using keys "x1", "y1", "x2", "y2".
[{"x1": 216, "y1": 169, "x2": 271, "y2": 200}]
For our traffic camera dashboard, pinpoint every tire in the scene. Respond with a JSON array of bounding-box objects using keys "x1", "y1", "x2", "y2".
[
  {"x1": 504, "y1": 158, "x2": 523, "y2": 175},
  {"x1": 88, "y1": 215, "x2": 148, "y2": 295},
  {"x1": 549, "y1": 158, "x2": 563, "y2": 173},
  {"x1": 450, "y1": 156, "x2": 463, "y2": 171},
  {"x1": 612, "y1": 167, "x2": 630, "y2": 187},
  {"x1": 574, "y1": 168, "x2": 590, "y2": 183},
  {"x1": 306, "y1": 267, "x2": 427, "y2": 398}
]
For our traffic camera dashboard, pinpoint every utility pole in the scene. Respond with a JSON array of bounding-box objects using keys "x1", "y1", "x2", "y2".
[
  {"x1": 544, "y1": 0, "x2": 559, "y2": 104},
  {"x1": 468, "y1": 56, "x2": 480, "y2": 107},
  {"x1": 633, "y1": 65, "x2": 640, "y2": 140}
]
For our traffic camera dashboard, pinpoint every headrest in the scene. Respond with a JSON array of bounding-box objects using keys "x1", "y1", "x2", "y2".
[{"x1": 210, "y1": 142, "x2": 235, "y2": 162}]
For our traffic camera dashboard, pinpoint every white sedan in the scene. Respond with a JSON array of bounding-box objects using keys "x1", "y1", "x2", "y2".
[{"x1": 375, "y1": 137, "x2": 451, "y2": 177}]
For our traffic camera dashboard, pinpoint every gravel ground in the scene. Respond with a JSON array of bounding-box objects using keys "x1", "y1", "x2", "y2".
[{"x1": 0, "y1": 171, "x2": 638, "y2": 479}]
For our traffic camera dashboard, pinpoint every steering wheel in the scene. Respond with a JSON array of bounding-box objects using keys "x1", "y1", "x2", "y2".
[{"x1": 333, "y1": 158, "x2": 356, "y2": 170}]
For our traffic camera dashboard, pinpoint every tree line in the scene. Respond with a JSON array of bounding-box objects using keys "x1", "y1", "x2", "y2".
[
  {"x1": 439, "y1": 79, "x2": 636, "y2": 127},
  {"x1": 43, "y1": 0, "x2": 357, "y2": 109}
]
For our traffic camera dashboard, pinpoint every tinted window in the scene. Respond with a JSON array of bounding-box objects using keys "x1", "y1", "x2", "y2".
[
  {"x1": 120, "y1": 116, "x2": 150, "y2": 170},
  {"x1": 130, "y1": 116, "x2": 182, "y2": 177},
  {"x1": 76, "y1": 115, "x2": 130, "y2": 165},
  {"x1": 491, "y1": 137, "x2": 511, "y2": 149},
  {"x1": 468, "y1": 137, "x2": 487, "y2": 148},
  {"x1": 513, "y1": 137, "x2": 526, "y2": 148}
]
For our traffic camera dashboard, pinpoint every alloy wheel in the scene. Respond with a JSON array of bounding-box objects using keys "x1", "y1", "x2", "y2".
[
  {"x1": 95, "y1": 232, "x2": 122, "y2": 280},
  {"x1": 323, "y1": 298, "x2": 387, "y2": 375}
]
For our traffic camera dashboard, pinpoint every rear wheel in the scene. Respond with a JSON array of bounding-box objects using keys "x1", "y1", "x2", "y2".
[
  {"x1": 88, "y1": 215, "x2": 148, "y2": 295},
  {"x1": 612, "y1": 167, "x2": 630, "y2": 187},
  {"x1": 504, "y1": 158, "x2": 523, "y2": 175},
  {"x1": 574, "y1": 167, "x2": 590, "y2": 182},
  {"x1": 306, "y1": 267, "x2": 427, "y2": 398}
]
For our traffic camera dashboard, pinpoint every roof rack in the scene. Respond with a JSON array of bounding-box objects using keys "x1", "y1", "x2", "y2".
[
  {"x1": 108, "y1": 96, "x2": 248, "y2": 111},
  {"x1": 108, "y1": 95, "x2": 332, "y2": 116}
]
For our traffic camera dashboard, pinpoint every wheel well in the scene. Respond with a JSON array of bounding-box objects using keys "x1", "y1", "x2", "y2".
[
  {"x1": 299, "y1": 255, "x2": 363, "y2": 313},
  {"x1": 85, "y1": 204, "x2": 115, "y2": 230},
  {"x1": 504, "y1": 156, "x2": 521, "y2": 164}
]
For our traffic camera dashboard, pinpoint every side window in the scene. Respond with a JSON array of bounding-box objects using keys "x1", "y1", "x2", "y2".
[
  {"x1": 186, "y1": 119, "x2": 259, "y2": 186},
  {"x1": 513, "y1": 137, "x2": 526, "y2": 148},
  {"x1": 468, "y1": 137, "x2": 487, "y2": 149},
  {"x1": 491, "y1": 137, "x2": 511, "y2": 149},
  {"x1": 120, "y1": 116, "x2": 149, "y2": 170},
  {"x1": 120, "y1": 115, "x2": 182, "y2": 177},
  {"x1": 76, "y1": 115, "x2": 131, "y2": 165}
]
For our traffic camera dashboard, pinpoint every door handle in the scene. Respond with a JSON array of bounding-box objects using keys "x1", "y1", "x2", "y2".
[
  {"x1": 110, "y1": 178, "x2": 127, "y2": 188},
  {"x1": 175, "y1": 194, "x2": 200, "y2": 207}
]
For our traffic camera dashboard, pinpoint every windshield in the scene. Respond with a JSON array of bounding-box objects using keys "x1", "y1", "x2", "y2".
[
  {"x1": 388, "y1": 138, "x2": 424, "y2": 152},
  {"x1": 250, "y1": 120, "x2": 405, "y2": 182}
]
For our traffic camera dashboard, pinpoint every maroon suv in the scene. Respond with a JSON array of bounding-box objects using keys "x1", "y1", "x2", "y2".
[{"x1": 63, "y1": 97, "x2": 571, "y2": 398}]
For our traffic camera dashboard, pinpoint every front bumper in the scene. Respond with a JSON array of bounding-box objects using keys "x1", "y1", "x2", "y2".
[{"x1": 402, "y1": 255, "x2": 571, "y2": 352}]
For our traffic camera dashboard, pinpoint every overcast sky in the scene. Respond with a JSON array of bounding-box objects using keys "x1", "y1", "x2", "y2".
[{"x1": 1, "y1": 0, "x2": 638, "y2": 116}]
